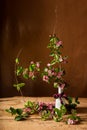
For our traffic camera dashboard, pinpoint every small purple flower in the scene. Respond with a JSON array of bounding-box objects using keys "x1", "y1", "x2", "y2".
[
  {"x1": 38, "y1": 102, "x2": 55, "y2": 112},
  {"x1": 56, "y1": 41, "x2": 62, "y2": 47},
  {"x1": 43, "y1": 75, "x2": 49, "y2": 83},
  {"x1": 47, "y1": 63, "x2": 51, "y2": 67},
  {"x1": 60, "y1": 83, "x2": 65, "y2": 89},
  {"x1": 57, "y1": 71, "x2": 63, "y2": 78},
  {"x1": 29, "y1": 71, "x2": 34, "y2": 77},
  {"x1": 48, "y1": 70, "x2": 52, "y2": 77},
  {"x1": 23, "y1": 108, "x2": 31, "y2": 113},
  {"x1": 30, "y1": 61, "x2": 34, "y2": 64},
  {"x1": 67, "y1": 118, "x2": 78, "y2": 125},
  {"x1": 63, "y1": 94, "x2": 67, "y2": 98},
  {"x1": 63, "y1": 57, "x2": 68, "y2": 64},
  {"x1": 51, "y1": 70, "x2": 57, "y2": 76},
  {"x1": 53, "y1": 93, "x2": 59, "y2": 99},
  {"x1": 59, "y1": 55, "x2": 63, "y2": 62},
  {"x1": 47, "y1": 104, "x2": 53, "y2": 110},
  {"x1": 36, "y1": 62, "x2": 40, "y2": 68}
]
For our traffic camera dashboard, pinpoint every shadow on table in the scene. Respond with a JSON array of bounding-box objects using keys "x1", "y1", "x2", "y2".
[{"x1": 77, "y1": 107, "x2": 87, "y2": 114}]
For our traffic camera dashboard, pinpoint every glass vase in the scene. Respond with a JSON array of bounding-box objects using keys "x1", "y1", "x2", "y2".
[{"x1": 55, "y1": 87, "x2": 63, "y2": 109}]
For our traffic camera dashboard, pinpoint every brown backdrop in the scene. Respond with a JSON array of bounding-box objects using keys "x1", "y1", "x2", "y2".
[{"x1": 0, "y1": 0, "x2": 87, "y2": 97}]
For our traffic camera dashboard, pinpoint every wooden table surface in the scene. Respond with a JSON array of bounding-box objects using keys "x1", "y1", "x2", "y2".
[{"x1": 0, "y1": 97, "x2": 87, "y2": 130}]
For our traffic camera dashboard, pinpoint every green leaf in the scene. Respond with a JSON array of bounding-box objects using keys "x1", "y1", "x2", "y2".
[
  {"x1": 16, "y1": 66, "x2": 23, "y2": 76},
  {"x1": 50, "y1": 37, "x2": 54, "y2": 42},
  {"x1": 53, "y1": 116, "x2": 58, "y2": 122},
  {"x1": 53, "y1": 107, "x2": 65, "y2": 122},
  {"x1": 29, "y1": 64, "x2": 36, "y2": 71},
  {"x1": 22, "y1": 113, "x2": 29, "y2": 118},
  {"x1": 35, "y1": 104, "x2": 39, "y2": 111},
  {"x1": 54, "y1": 82, "x2": 58, "y2": 88},
  {"x1": 60, "y1": 105, "x2": 67, "y2": 115},
  {"x1": 41, "y1": 110, "x2": 51, "y2": 121},
  {"x1": 75, "y1": 97, "x2": 80, "y2": 104},
  {"x1": 15, "y1": 58, "x2": 19, "y2": 64},
  {"x1": 54, "y1": 108, "x2": 61, "y2": 116},
  {"x1": 57, "y1": 51, "x2": 61, "y2": 55},
  {"x1": 16, "y1": 109, "x2": 23, "y2": 115},
  {"x1": 67, "y1": 96, "x2": 73, "y2": 104},
  {"x1": 49, "y1": 53, "x2": 55, "y2": 57},
  {"x1": 23, "y1": 74, "x2": 29, "y2": 79},
  {"x1": 6, "y1": 107, "x2": 16, "y2": 115},
  {"x1": 47, "y1": 43, "x2": 51, "y2": 48},
  {"x1": 13, "y1": 83, "x2": 25, "y2": 91},
  {"x1": 24, "y1": 101, "x2": 33, "y2": 108},
  {"x1": 71, "y1": 103, "x2": 77, "y2": 109},
  {"x1": 32, "y1": 76, "x2": 36, "y2": 80},
  {"x1": 29, "y1": 66, "x2": 33, "y2": 71},
  {"x1": 55, "y1": 54, "x2": 59, "y2": 60},
  {"x1": 15, "y1": 115, "x2": 25, "y2": 121},
  {"x1": 51, "y1": 59, "x2": 56, "y2": 65},
  {"x1": 36, "y1": 68, "x2": 40, "y2": 71},
  {"x1": 53, "y1": 116, "x2": 62, "y2": 122}
]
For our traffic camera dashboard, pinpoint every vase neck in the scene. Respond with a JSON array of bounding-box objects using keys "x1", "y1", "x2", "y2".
[{"x1": 58, "y1": 87, "x2": 62, "y2": 94}]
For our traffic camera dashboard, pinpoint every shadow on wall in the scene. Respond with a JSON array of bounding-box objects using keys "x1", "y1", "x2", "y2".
[{"x1": 0, "y1": 0, "x2": 7, "y2": 97}]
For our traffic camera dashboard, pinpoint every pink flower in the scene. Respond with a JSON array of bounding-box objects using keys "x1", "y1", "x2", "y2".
[
  {"x1": 48, "y1": 70, "x2": 52, "y2": 76},
  {"x1": 51, "y1": 68, "x2": 57, "y2": 76},
  {"x1": 59, "y1": 55, "x2": 63, "y2": 62},
  {"x1": 57, "y1": 71, "x2": 63, "y2": 78},
  {"x1": 56, "y1": 41, "x2": 62, "y2": 47},
  {"x1": 36, "y1": 62, "x2": 40, "y2": 68},
  {"x1": 67, "y1": 119, "x2": 74, "y2": 125},
  {"x1": 29, "y1": 71, "x2": 34, "y2": 77},
  {"x1": 30, "y1": 61, "x2": 34, "y2": 64},
  {"x1": 47, "y1": 63, "x2": 51, "y2": 67},
  {"x1": 63, "y1": 57, "x2": 68, "y2": 64},
  {"x1": 44, "y1": 68, "x2": 48, "y2": 72},
  {"x1": 38, "y1": 104, "x2": 43, "y2": 111},
  {"x1": 60, "y1": 83, "x2": 65, "y2": 89},
  {"x1": 52, "y1": 71, "x2": 57, "y2": 76},
  {"x1": 43, "y1": 75, "x2": 49, "y2": 83},
  {"x1": 67, "y1": 118, "x2": 77, "y2": 125},
  {"x1": 23, "y1": 108, "x2": 31, "y2": 113},
  {"x1": 47, "y1": 104, "x2": 53, "y2": 110}
]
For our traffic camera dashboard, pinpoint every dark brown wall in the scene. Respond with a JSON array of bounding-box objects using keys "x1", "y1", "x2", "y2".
[{"x1": 0, "y1": 0, "x2": 87, "y2": 97}]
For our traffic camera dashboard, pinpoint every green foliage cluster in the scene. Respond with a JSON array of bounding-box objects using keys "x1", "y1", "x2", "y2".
[
  {"x1": 6, "y1": 107, "x2": 29, "y2": 121},
  {"x1": 14, "y1": 58, "x2": 40, "y2": 92},
  {"x1": 6, "y1": 100, "x2": 80, "y2": 124}
]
